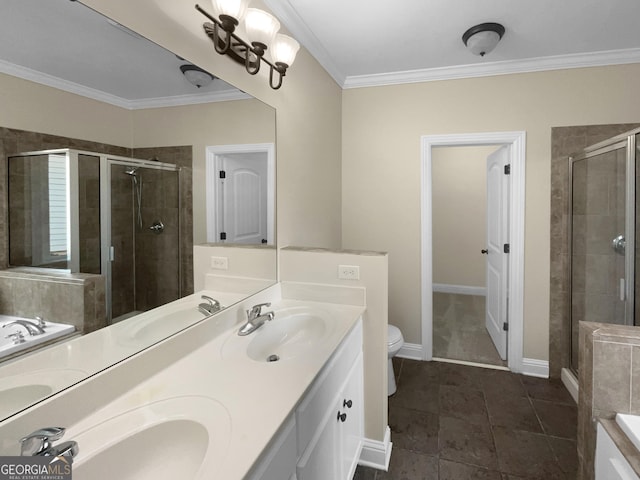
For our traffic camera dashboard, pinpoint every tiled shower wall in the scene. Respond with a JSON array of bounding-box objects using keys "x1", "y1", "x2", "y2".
[
  {"x1": 132, "y1": 146, "x2": 194, "y2": 301},
  {"x1": 549, "y1": 123, "x2": 640, "y2": 378},
  {"x1": 0, "y1": 127, "x2": 193, "y2": 330}
]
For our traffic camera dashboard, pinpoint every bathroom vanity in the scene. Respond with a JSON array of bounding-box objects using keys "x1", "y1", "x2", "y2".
[{"x1": 0, "y1": 285, "x2": 365, "y2": 479}]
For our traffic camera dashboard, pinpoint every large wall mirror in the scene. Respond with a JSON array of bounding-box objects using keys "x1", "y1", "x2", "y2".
[{"x1": 0, "y1": 0, "x2": 276, "y2": 421}]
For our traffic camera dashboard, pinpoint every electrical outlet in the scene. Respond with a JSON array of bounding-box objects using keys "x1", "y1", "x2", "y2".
[
  {"x1": 210, "y1": 256, "x2": 228, "y2": 270},
  {"x1": 338, "y1": 265, "x2": 360, "y2": 280}
]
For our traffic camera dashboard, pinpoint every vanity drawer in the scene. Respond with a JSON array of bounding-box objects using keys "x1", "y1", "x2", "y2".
[{"x1": 296, "y1": 319, "x2": 363, "y2": 456}]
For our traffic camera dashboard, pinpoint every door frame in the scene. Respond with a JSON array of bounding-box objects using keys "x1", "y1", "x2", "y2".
[
  {"x1": 420, "y1": 131, "x2": 526, "y2": 373},
  {"x1": 205, "y1": 143, "x2": 276, "y2": 244}
]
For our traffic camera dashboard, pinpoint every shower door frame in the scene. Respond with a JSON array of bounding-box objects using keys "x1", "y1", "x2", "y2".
[
  {"x1": 568, "y1": 132, "x2": 636, "y2": 373},
  {"x1": 100, "y1": 155, "x2": 182, "y2": 323}
]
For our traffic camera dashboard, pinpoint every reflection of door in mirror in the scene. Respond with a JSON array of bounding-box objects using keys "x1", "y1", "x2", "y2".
[{"x1": 206, "y1": 144, "x2": 275, "y2": 245}]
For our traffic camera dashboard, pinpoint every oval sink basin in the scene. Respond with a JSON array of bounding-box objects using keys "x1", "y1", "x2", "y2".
[
  {"x1": 246, "y1": 307, "x2": 331, "y2": 362},
  {"x1": 71, "y1": 396, "x2": 230, "y2": 480}
]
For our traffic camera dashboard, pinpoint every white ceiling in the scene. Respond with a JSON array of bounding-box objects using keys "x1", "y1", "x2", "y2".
[
  {"x1": 3, "y1": 0, "x2": 640, "y2": 102},
  {"x1": 0, "y1": 0, "x2": 247, "y2": 109},
  {"x1": 264, "y1": 0, "x2": 640, "y2": 88}
]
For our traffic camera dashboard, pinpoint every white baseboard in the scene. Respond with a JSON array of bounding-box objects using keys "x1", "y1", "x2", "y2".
[
  {"x1": 561, "y1": 367, "x2": 579, "y2": 404},
  {"x1": 359, "y1": 426, "x2": 392, "y2": 471},
  {"x1": 433, "y1": 284, "x2": 487, "y2": 296},
  {"x1": 521, "y1": 358, "x2": 549, "y2": 378},
  {"x1": 397, "y1": 343, "x2": 423, "y2": 361}
]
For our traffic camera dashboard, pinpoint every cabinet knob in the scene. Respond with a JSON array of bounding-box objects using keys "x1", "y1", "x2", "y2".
[
  {"x1": 337, "y1": 412, "x2": 347, "y2": 423},
  {"x1": 343, "y1": 399, "x2": 353, "y2": 409}
]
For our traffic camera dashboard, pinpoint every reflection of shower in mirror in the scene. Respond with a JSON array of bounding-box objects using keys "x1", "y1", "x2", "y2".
[{"x1": 124, "y1": 166, "x2": 143, "y2": 229}]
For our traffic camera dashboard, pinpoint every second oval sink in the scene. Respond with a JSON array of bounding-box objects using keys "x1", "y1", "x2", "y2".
[{"x1": 246, "y1": 307, "x2": 330, "y2": 362}]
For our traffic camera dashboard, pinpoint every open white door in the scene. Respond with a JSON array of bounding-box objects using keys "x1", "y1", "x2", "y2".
[
  {"x1": 485, "y1": 145, "x2": 510, "y2": 360},
  {"x1": 219, "y1": 152, "x2": 268, "y2": 244}
]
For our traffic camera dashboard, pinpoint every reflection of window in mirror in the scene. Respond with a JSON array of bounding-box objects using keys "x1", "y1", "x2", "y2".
[{"x1": 46, "y1": 154, "x2": 69, "y2": 263}]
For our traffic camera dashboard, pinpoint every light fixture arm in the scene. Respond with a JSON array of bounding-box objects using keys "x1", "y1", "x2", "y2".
[{"x1": 196, "y1": 4, "x2": 291, "y2": 90}]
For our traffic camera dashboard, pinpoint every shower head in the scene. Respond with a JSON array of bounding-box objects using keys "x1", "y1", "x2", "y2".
[{"x1": 124, "y1": 166, "x2": 138, "y2": 176}]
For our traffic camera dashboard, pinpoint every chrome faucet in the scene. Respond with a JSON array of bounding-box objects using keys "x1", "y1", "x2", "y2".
[
  {"x1": 238, "y1": 302, "x2": 274, "y2": 336},
  {"x1": 20, "y1": 427, "x2": 78, "y2": 459},
  {"x1": 198, "y1": 295, "x2": 222, "y2": 316},
  {"x1": 3, "y1": 319, "x2": 45, "y2": 336}
]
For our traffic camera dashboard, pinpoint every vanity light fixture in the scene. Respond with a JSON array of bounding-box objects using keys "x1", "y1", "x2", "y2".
[
  {"x1": 462, "y1": 22, "x2": 505, "y2": 57},
  {"x1": 195, "y1": 1, "x2": 300, "y2": 90},
  {"x1": 180, "y1": 64, "x2": 215, "y2": 88}
]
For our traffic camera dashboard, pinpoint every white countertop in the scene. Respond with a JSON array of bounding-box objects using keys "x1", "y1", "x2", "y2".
[{"x1": 63, "y1": 295, "x2": 364, "y2": 479}]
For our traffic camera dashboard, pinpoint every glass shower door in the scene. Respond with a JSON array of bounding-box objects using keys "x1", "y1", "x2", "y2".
[
  {"x1": 569, "y1": 138, "x2": 635, "y2": 371},
  {"x1": 104, "y1": 159, "x2": 181, "y2": 323}
]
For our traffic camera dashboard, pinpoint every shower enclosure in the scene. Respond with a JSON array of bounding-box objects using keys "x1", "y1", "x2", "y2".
[
  {"x1": 568, "y1": 129, "x2": 640, "y2": 373},
  {"x1": 8, "y1": 149, "x2": 182, "y2": 323}
]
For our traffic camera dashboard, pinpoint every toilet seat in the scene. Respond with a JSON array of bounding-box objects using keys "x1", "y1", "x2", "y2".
[{"x1": 388, "y1": 324, "x2": 403, "y2": 348}]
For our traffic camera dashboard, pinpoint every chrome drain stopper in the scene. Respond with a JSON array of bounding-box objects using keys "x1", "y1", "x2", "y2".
[{"x1": 266, "y1": 354, "x2": 280, "y2": 362}]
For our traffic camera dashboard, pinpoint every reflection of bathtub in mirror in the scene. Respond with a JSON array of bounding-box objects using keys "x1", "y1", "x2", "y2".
[{"x1": 0, "y1": 315, "x2": 76, "y2": 359}]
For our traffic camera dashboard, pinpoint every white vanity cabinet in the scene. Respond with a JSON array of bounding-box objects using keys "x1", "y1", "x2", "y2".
[
  {"x1": 249, "y1": 319, "x2": 364, "y2": 480},
  {"x1": 296, "y1": 321, "x2": 364, "y2": 480}
]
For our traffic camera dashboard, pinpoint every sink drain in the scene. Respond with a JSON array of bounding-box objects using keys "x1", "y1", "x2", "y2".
[{"x1": 266, "y1": 354, "x2": 280, "y2": 362}]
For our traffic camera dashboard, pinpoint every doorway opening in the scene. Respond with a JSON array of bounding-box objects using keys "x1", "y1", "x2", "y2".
[
  {"x1": 432, "y1": 145, "x2": 507, "y2": 367},
  {"x1": 421, "y1": 132, "x2": 526, "y2": 373},
  {"x1": 205, "y1": 143, "x2": 275, "y2": 245}
]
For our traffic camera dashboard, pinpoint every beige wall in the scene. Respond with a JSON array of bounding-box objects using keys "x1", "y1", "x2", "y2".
[
  {"x1": 432, "y1": 146, "x2": 494, "y2": 288},
  {"x1": 342, "y1": 64, "x2": 640, "y2": 360},
  {"x1": 0, "y1": 72, "x2": 132, "y2": 147},
  {"x1": 81, "y1": 0, "x2": 343, "y2": 249}
]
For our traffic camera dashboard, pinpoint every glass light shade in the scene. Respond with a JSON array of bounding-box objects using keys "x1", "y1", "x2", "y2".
[
  {"x1": 244, "y1": 8, "x2": 280, "y2": 48},
  {"x1": 181, "y1": 66, "x2": 214, "y2": 88},
  {"x1": 271, "y1": 34, "x2": 300, "y2": 66},
  {"x1": 211, "y1": 0, "x2": 249, "y2": 21},
  {"x1": 465, "y1": 30, "x2": 501, "y2": 56}
]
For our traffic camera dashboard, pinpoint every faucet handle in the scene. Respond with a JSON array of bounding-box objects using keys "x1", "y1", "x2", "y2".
[
  {"x1": 5, "y1": 331, "x2": 26, "y2": 345},
  {"x1": 201, "y1": 295, "x2": 220, "y2": 307},
  {"x1": 248, "y1": 302, "x2": 271, "y2": 317},
  {"x1": 20, "y1": 427, "x2": 66, "y2": 456},
  {"x1": 34, "y1": 316, "x2": 46, "y2": 328}
]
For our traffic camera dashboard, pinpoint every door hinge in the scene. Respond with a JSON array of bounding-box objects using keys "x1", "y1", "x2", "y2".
[
  {"x1": 503, "y1": 243, "x2": 510, "y2": 254},
  {"x1": 219, "y1": 170, "x2": 226, "y2": 179},
  {"x1": 504, "y1": 164, "x2": 511, "y2": 175},
  {"x1": 220, "y1": 232, "x2": 227, "y2": 240},
  {"x1": 503, "y1": 322, "x2": 509, "y2": 331}
]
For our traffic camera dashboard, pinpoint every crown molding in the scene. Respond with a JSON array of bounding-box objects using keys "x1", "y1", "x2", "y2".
[
  {"x1": 343, "y1": 48, "x2": 640, "y2": 89},
  {"x1": 126, "y1": 90, "x2": 251, "y2": 109},
  {"x1": 0, "y1": 59, "x2": 250, "y2": 110},
  {"x1": 262, "y1": 0, "x2": 345, "y2": 87},
  {"x1": 0, "y1": 59, "x2": 132, "y2": 108}
]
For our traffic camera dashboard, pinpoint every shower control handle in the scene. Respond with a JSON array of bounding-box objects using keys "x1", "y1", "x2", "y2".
[{"x1": 149, "y1": 221, "x2": 165, "y2": 234}]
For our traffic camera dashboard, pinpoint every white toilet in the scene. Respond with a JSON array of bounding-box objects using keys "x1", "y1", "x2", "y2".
[{"x1": 387, "y1": 324, "x2": 404, "y2": 396}]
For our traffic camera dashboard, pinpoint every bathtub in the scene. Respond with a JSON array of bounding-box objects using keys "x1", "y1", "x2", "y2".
[{"x1": 0, "y1": 315, "x2": 76, "y2": 359}]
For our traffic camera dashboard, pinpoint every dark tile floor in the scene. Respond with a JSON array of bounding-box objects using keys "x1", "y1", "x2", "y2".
[{"x1": 355, "y1": 359, "x2": 577, "y2": 480}]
